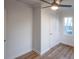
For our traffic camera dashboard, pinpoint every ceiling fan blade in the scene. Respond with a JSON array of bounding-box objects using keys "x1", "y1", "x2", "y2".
[
  {"x1": 55, "y1": 0, "x2": 63, "y2": 4},
  {"x1": 57, "y1": 0, "x2": 63, "y2": 2},
  {"x1": 60, "y1": 0, "x2": 63, "y2": 2},
  {"x1": 40, "y1": 0, "x2": 51, "y2": 4},
  {"x1": 42, "y1": 6, "x2": 52, "y2": 8},
  {"x1": 58, "y1": 5, "x2": 72, "y2": 7}
]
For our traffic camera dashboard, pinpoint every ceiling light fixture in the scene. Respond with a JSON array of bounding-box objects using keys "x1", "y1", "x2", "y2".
[
  {"x1": 56, "y1": 1, "x2": 60, "y2": 4},
  {"x1": 51, "y1": 5, "x2": 59, "y2": 10}
]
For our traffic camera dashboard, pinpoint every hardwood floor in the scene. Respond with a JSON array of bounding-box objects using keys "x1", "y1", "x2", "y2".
[{"x1": 16, "y1": 43, "x2": 74, "y2": 59}]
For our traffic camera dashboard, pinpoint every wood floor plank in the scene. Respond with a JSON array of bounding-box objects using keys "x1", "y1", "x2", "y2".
[
  {"x1": 16, "y1": 43, "x2": 74, "y2": 59},
  {"x1": 53, "y1": 47, "x2": 70, "y2": 59}
]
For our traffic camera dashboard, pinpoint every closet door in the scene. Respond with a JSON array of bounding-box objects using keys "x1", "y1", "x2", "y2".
[{"x1": 49, "y1": 14, "x2": 59, "y2": 48}]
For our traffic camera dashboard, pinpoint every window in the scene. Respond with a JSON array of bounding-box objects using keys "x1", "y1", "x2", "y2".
[{"x1": 64, "y1": 17, "x2": 73, "y2": 35}]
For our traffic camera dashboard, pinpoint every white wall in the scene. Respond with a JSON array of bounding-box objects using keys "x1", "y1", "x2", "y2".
[
  {"x1": 32, "y1": 7, "x2": 41, "y2": 53},
  {"x1": 58, "y1": 9, "x2": 74, "y2": 46},
  {"x1": 5, "y1": 0, "x2": 74, "y2": 58},
  {"x1": 5, "y1": 0, "x2": 33, "y2": 59},
  {"x1": 41, "y1": 9, "x2": 61, "y2": 54}
]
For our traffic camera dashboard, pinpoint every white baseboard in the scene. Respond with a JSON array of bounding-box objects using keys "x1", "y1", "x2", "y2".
[
  {"x1": 40, "y1": 48, "x2": 50, "y2": 55},
  {"x1": 15, "y1": 49, "x2": 32, "y2": 58},
  {"x1": 61, "y1": 42, "x2": 74, "y2": 47},
  {"x1": 40, "y1": 42, "x2": 60, "y2": 55},
  {"x1": 32, "y1": 49, "x2": 41, "y2": 55}
]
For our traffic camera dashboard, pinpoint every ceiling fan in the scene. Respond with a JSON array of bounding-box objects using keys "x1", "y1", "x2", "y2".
[{"x1": 40, "y1": 0, "x2": 72, "y2": 10}]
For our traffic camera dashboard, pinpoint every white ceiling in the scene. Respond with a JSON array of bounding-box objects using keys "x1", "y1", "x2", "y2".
[
  {"x1": 17, "y1": 0, "x2": 40, "y2": 7},
  {"x1": 17, "y1": 0, "x2": 74, "y2": 11}
]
